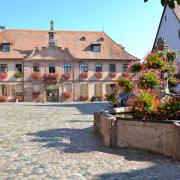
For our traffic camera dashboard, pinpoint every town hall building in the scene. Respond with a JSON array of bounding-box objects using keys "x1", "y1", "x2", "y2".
[{"x1": 0, "y1": 22, "x2": 138, "y2": 102}]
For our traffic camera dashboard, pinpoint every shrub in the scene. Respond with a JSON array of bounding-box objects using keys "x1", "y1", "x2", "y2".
[
  {"x1": 81, "y1": 72, "x2": 88, "y2": 79},
  {"x1": 0, "y1": 95, "x2": 8, "y2": 102},
  {"x1": 63, "y1": 92, "x2": 71, "y2": 99},
  {"x1": 117, "y1": 78, "x2": 133, "y2": 93},
  {"x1": 157, "y1": 96, "x2": 180, "y2": 120},
  {"x1": 128, "y1": 61, "x2": 142, "y2": 73},
  {"x1": 169, "y1": 78, "x2": 177, "y2": 87},
  {"x1": 95, "y1": 72, "x2": 103, "y2": 79},
  {"x1": 32, "y1": 72, "x2": 41, "y2": 80},
  {"x1": 138, "y1": 71, "x2": 160, "y2": 89},
  {"x1": 14, "y1": 72, "x2": 23, "y2": 79},
  {"x1": 129, "y1": 90, "x2": 160, "y2": 120},
  {"x1": 109, "y1": 72, "x2": 116, "y2": 79},
  {"x1": 0, "y1": 72, "x2": 7, "y2": 80},
  {"x1": 166, "y1": 52, "x2": 176, "y2": 61},
  {"x1": 145, "y1": 53, "x2": 165, "y2": 70}
]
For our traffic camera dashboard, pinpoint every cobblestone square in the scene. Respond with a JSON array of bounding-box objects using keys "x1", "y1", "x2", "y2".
[{"x1": 0, "y1": 102, "x2": 180, "y2": 180}]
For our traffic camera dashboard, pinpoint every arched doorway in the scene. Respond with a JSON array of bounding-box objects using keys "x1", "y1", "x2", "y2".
[{"x1": 46, "y1": 84, "x2": 59, "y2": 102}]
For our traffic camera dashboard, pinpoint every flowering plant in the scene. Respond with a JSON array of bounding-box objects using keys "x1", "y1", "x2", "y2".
[
  {"x1": 128, "y1": 61, "x2": 142, "y2": 73},
  {"x1": 81, "y1": 72, "x2": 88, "y2": 79},
  {"x1": 32, "y1": 91, "x2": 41, "y2": 99},
  {"x1": 157, "y1": 96, "x2": 180, "y2": 120},
  {"x1": 117, "y1": 78, "x2": 133, "y2": 93},
  {"x1": 138, "y1": 70, "x2": 160, "y2": 89},
  {"x1": 14, "y1": 72, "x2": 23, "y2": 79},
  {"x1": 109, "y1": 72, "x2": 116, "y2": 79},
  {"x1": 129, "y1": 90, "x2": 160, "y2": 120},
  {"x1": 80, "y1": 96, "x2": 89, "y2": 101},
  {"x1": 95, "y1": 72, "x2": 103, "y2": 79},
  {"x1": 63, "y1": 72, "x2": 71, "y2": 80},
  {"x1": 63, "y1": 92, "x2": 71, "y2": 99},
  {"x1": 32, "y1": 72, "x2": 41, "y2": 80},
  {"x1": 0, "y1": 95, "x2": 8, "y2": 102},
  {"x1": 43, "y1": 73, "x2": 59, "y2": 83},
  {"x1": 145, "y1": 53, "x2": 165, "y2": 70},
  {"x1": 0, "y1": 72, "x2": 7, "y2": 80}
]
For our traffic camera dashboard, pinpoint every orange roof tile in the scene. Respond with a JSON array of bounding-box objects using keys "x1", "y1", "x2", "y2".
[{"x1": 0, "y1": 29, "x2": 138, "y2": 61}]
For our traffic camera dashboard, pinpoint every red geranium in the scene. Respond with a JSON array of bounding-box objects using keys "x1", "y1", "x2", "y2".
[
  {"x1": 63, "y1": 72, "x2": 71, "y2": 80},
  {"x1": 109, "y1": 72, "x2": 116, "y2": 79},
  {"x1": 32, "y1": 72, "x2": 41, "y2": 80},
  {"x1": 81, "y1": 72, "x2": 88, "y2": 79},
  {"x1": 95, "y1": 72, "x2": 103, "y2": 79},
  {"x1": 0, "y1": 72, "x2": 7, "y2": 80},
  {"x1": 63, "y1": 92, "x2": 71, "y2": 99}
]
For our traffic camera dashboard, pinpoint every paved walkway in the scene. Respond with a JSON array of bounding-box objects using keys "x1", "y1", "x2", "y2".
[{"x1": 0, "y1": 102, "x2": 180, "y2": 180}]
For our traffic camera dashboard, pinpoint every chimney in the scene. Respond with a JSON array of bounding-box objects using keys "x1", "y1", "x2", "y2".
[{"x1": 48, "y1": 20, "x2": 56, "y2": 47}]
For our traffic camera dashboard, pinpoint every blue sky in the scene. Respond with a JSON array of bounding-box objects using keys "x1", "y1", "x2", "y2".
[{"x1": 0, "y1": 0, "x2": 163, "y2": 59}]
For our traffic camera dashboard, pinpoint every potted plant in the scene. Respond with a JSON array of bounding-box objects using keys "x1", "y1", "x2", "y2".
[
  {"x1": 43, "y1": 73, "x2": 59, "y2": 83},
  {"x1": 63, "y1": 72, "x2": 71, "y2": 80},
  {"x1": 63, "y1": 92, "x2": 71, "y2": 99},
  {"x1": 32, "y1": 72, "x2": 41, "y2": 80},
  {"x1": 14, "y1": 71, "x2": 23, "y2": 79},
  {"x1": 95, "y1": 72, "x2": 103, "y2": 79},
  {"x1": 81, "y1": 72, "x2": 88, "y2": 79},
  {"x1": 109, "y1": 72, "x2": 116, "y2": 79},
  {"x1": 0, "y1": 72, "x2": 7, "y2": 80}
]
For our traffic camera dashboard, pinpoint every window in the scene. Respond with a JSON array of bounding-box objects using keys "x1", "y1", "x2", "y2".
[
  {"x1": 80, "y1": 37, "x2": 86, "y2": 41},
  {"x1": 109, "y1": 64, "x2": 116, "y2": 72},
  {"x1": 95, "y1": 64, "x2": 102, "y2": 72},
  {"x1": 92, "y1": 44, "x2": 100, "y2": 52},
  {"x1": 123, "y1": 64, "x2": 128, "y2": 72},
  {"x1": 64, "y1": 64, "x2": 72, "y2": 73},
  {"x1": 0, "y1": 84, "x2": 15, "y2": 96},
  {"x1": 33, "y1": 64, "x2": 40, "y2": 72},
  {"x1": 0, "y1": 64, "x2": 8, "y2": 72},
  {"x1": 98, "y1": 37, "x2": 104, "y2": 42},
  {"x1": 81, "y1": 83, "x2": 89, "y2": 97},
  {"x1": 95, "y1": 84, "x2": 102, "y2": 97},
  {"x1": 1, "y1": 44, "x2": 10, "y2": 52},
  {"x1": 49, "y1": 64, "x2": 56, "y2": 73},
  {"x1": 16, "y1": 64, "x2": 22, "y2": 73},
  {"x1": 80, "y1": 64, "x2": 88, "y2": 73}
]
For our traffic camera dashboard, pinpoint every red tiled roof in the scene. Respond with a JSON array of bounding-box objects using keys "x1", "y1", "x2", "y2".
[{"x1": 0, "y1": 29, "x2": 138, "y2": 60}]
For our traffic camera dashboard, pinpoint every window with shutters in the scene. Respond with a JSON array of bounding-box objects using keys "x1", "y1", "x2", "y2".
[
  {"x1": 81, "y1": 83, "x2": 89, "y2": 97},
  {"x1": 95, "y1": 83, "x2": 102, "y2": 97}
]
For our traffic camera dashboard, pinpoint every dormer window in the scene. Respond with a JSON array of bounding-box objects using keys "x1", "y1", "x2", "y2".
[
  {"x1": 91, "y1": 44, "x2": 101, "y2": 52},
  {"x1": 98, "y1": 37, "x2": 104, "y2": 42},
  {"x1": 1, "y1": 43, "x2": 10, "y2": 52},
  {"x1": 80, "y1": 37, "x2": 86, "y2": 41}
]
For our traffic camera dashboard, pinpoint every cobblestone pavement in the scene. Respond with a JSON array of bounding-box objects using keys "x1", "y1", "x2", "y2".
[{"x1": 0, "y1": 102, "x2": 180, "y2": 180}]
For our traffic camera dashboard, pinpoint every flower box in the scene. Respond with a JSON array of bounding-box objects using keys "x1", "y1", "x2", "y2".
[
  {"x1": 95, "y1": 72, "x2": 103, "y2": 79},
  {"x1": 63, "y1": 92, "x2": 71, "y2": 99},
  {"x1": 32, "y1": 72, "x2": 41, "y2": 80},
  {"x1": 109, "y1": 72, "x2": 116, "y2": 79},
  {"x1": 0, "y1": 72, "x2": 7, "y2": 80},
  {"x1": 43, "y1": 73, "x2": 59, "y2": 83},
  {"x1": 80, "y1": 96, "x2": 89, "y2": 101},
  {"x1": 32, "y1": 91, "x2": 41, "y2": 99},
  {"x1": 63, "y1": 72, "x2": 71, "y2": 80},
  {"x1": 0, "y1": 95, "x2": 8, "y2": 102},
  {"x1": 81, "y1": 72, "x2": 88, "y2": 79}
]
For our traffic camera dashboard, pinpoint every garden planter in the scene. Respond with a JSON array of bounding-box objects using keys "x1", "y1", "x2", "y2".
[
  {"x1": 32, "y1": 72, "x2": 41, "y2": 80},
  {"x1": 94, "y1": 110, "x2": 180, "y2": 161},
  {"x1": 0, "y1": 72, "x2": 7, "y2": 80},
  {"x1": 81, "y1": 72, "x2": 88, "y2": 79},
  {"x1": 95, "y1": 72, "x2": 103, "y2": 79}
]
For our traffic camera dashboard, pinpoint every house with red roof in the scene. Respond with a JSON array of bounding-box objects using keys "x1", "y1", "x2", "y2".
[{"x1": 0, "y1": 22, "x2": 138, "y2": 102}]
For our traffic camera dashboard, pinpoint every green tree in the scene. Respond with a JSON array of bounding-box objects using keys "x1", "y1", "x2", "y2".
[{"x1": 144, "y1": 0, "x2": 180, "y2": 9}]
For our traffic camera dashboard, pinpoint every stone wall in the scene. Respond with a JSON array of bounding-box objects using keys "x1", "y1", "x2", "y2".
[{"x1": 94, "y1": 111, "x2": 180, "y2": 161}]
